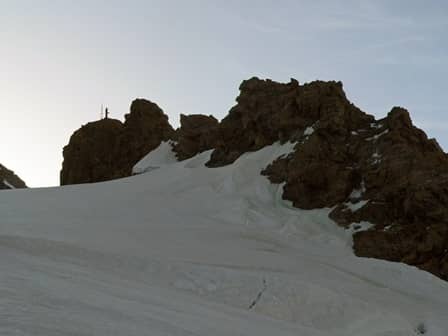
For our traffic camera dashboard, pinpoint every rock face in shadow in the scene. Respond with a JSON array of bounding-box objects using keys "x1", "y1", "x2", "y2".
[
  {"x1": 205, "y1": 78, "x2": 368, "y2": 168},
  {"x1": 60, "y1": 118, "x2": 124, "y2": 185},
  {"x1": 262, "y1": 103, "x2": 448, "y2": 280},
  {"x1": 60, "y1": 99, "x2": 175, "y2": 185},
  {"x1": 114, "y1": 99, "x2": 176, "y2": 177},
  {"x1": 173, "y1": 114, "x2": 220, "y2": 160},
  {"x1": 242, "y1": 79, "x2": 448, "y2": 280},
  {"x1": 0, "y1": 164, "x2": 27, "y2": 189}
]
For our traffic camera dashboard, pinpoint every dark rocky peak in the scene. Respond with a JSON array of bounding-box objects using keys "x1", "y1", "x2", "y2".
[
  {"x1": 0, "y1": 163, "x2": 27, "y2": 189},
  {"x1": 206, "y1": 77, "x2": 373, "y2": 167},
  {"x1": 60, "y1": 118, "x2": 124, "y2": 185},
  {"x1": 125, "y1": 99, "x2": 173, "y2": 134},
  {"x1": 115, "y1": 99, "x2": 175, "y2": 176},
  {"x1": 385, "y1": 106, "x2": 413, "y2": 129},
  {"x1": 173, "y1": 114, "x2": 220, "y2": 161},
  {"x1": 61, "y1": 99, "x2": 174, "y2": 185}
]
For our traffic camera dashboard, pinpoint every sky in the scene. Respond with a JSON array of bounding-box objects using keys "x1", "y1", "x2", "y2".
[{"x1": 1, "y1": 0, "x2": 447, "y2": 187}]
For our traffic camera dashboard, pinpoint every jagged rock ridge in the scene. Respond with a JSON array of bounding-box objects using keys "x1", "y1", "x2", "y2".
[
  {"x1": 0, "y1": 163, "x2": 27, "y2": 189},
  {"x1": 61, "y1": 77, "x2": 448, "y2": 280},
  {"x1": 61, "y1": 101, "x2": 221, "y2": 184}
]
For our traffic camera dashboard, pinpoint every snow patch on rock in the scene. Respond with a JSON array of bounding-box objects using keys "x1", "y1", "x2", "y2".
[
  {"x1": 132, "y1": 141, "x2": 178, "y2": 174},
  {"x1": 2, "y1": 179, "x2": 15, "y2": 189}
]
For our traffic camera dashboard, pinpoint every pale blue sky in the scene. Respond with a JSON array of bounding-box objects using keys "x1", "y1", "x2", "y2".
[{"x1": 1, "y1": 0, "x2": 447, "y2": 187}]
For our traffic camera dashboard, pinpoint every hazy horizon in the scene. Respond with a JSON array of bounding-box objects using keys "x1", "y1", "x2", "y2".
[{"x1": 1, "y1": 0, "x2": 447, "y2": 187}]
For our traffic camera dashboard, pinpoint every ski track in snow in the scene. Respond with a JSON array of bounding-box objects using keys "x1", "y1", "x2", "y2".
[{"x1": 0, "y1": 142, "x2": 447, "y2": 335}]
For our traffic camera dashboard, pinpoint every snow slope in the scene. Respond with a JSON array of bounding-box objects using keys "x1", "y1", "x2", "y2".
[{"x1": 0, "y1": 143, "x2": 447, "y2": 335}]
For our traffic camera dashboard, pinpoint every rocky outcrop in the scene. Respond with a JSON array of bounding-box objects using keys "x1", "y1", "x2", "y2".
[
  {"x1": 205, "y1": 78, "x2": 368, "y2": 167},
  {"x1": 262, "y1": 102, "x2": 448, "y2": 279},
  {"x1": 114, "y1": 99, "x2": 175, "y2": 177},
  {"x1": 173, "y1": 114, "x2": 220, "y2": 160},
  {"x1": 60, "y1": 118, "x2": 124, "y2": 184},
  {"x1": 60, "y1": 77, "x2": 448, "y2": 280},
  {"x1": 206, "y1": 78, "x2": 302, "y2": 167},
  {"x1": 232, "y1": 78, "x2": 448, "y2": 280},
  {"x1": 61, "y1": 99, "x2": 175, "y2": 185},
  {"x1": 178, "y1": 76, "x2": 448, "y2": 280},
  {"x1": 0, "y1": 164, "x2": 27, "y2": 189}
]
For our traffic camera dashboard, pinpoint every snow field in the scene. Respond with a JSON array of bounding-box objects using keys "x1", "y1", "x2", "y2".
[{"x1": 0, "y1": 142, "x2": 447, "y2": 335}]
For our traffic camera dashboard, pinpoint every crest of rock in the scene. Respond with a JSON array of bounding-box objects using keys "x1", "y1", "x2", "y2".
[
  {"x1": 60, "y1": 99, "x2": 174, "y2": 185},
  {"x1": 114, "y1": 99, "x2": 175, "y2": 176},
  {"x1": 60, "y1": 118, "x2": 124, "y2": 185},
  {"x1": 0, "y1": 163, "x2": 27, "y2": 189},
  {"x1": 173, "y1": 114, "x2": 220, "y2": 160},
  {"x1": 206, "y1": 77, "x2": 370, "y2": 167}
]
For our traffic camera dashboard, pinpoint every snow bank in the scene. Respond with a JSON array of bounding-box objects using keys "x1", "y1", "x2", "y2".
[{"x1": 0, "y1": 142, "x2": 447, "y2": 335}]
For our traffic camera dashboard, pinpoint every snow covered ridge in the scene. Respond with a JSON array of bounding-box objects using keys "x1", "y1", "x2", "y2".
[{"x1": 1, "y1": 142, "x2": 448, "y2": 335}]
